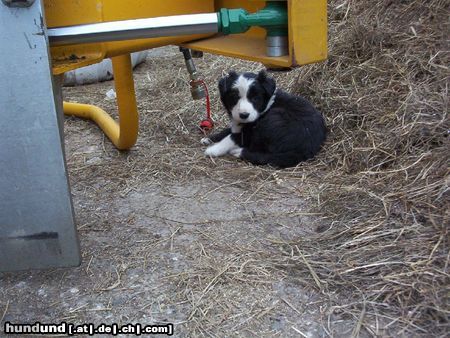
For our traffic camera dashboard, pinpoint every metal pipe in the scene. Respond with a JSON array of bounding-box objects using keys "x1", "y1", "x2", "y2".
[
  {"x1": 48, "y1": 13, "x2": 219, "y2": 46},
  {"x1": 63, "y1": 54, "x2": 138, "y2": 150}
]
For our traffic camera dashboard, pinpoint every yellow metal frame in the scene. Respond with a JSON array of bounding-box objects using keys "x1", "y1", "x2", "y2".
[
  {"x1": 63, "y1": 54, "x2": 138, "y2": 150},
  {"x1": 48, "y1": 0, "x2": 215, "y2": 150}
]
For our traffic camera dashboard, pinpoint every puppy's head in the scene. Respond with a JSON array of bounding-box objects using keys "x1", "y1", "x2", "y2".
[{"x1": 218, "y1": 70, "x2": 276, "y2": 124}]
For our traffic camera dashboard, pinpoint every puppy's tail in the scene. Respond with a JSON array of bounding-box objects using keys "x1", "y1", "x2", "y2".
[{"x1": 240, "y1": 149, "x2": 311, "y2": 168}]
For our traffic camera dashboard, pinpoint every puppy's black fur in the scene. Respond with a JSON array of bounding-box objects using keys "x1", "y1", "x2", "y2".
[{"x1": 209, "y1": 70, "x2": 327, "y2": 168}]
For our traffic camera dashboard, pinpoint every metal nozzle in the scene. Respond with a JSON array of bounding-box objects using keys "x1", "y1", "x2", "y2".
[
  {"x1": 189, "y1": 81, "x2": 206, "y2": 101},
  {"x1": 179, "y1": 47, "x2": 205, "y2": 100},
  {"x1": 266, "y1": 35, "x2": 288, "y2": 57}
]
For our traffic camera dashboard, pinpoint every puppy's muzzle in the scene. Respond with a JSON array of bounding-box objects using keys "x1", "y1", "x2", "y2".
[{"x1": 239, "y1": 112, "x2": 250, "y2": 120}]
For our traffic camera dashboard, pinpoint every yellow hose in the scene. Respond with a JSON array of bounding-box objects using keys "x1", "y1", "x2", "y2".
[{"x1": 63, "y1": 53, "x2": 138, "y2": 150}]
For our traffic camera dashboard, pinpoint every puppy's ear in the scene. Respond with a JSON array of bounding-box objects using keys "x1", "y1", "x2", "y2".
[
  {"x1": 218, "y1": 77, "x2": 227, "y2": 98},
  {"x1": 257, "y1": 70, "x2": 276, "y2": 96},
  {"x1": 218, "y1": 71, "x2": 238, "y2": 98}
]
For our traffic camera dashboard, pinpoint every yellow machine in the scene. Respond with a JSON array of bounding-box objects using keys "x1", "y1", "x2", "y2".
[{"x1": 45, "y1": 0, "x2": 327, "y2": 149}]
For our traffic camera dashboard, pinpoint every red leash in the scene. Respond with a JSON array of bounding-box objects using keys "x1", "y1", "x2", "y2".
[{"x1": 196, "y1": 80, "x2": 214, "y2": 132}]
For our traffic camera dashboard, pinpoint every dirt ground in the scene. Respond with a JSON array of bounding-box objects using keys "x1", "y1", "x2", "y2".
[{"x1": 0, "y1": 48, "x2": 351, "y2": 337}]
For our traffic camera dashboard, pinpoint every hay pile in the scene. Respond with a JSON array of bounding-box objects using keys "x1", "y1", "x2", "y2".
[{"x1": 274, "y1": 0, "x2": 449, "y2": 335}]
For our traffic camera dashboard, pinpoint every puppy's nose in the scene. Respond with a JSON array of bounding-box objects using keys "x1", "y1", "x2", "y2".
[{"x1": 239, "y1": 112, "x2": 250, "y2": 119}]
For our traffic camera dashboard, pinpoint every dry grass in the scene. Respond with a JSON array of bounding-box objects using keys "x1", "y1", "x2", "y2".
[{"x1": 269, "y1": 0, "x2": 449, "y2": 336}]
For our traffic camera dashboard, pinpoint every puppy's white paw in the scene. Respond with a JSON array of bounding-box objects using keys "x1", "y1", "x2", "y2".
[
  {"x1": 205, "y1": 135, "x2": 236, "y2": 157},
  {"x1": 205, "y1": 145, "x2": 221, "y2": 157},
  {"x1": 201, "y1": 137, "x2": 213, "y2": 146},
  {"x1": 230, "y1": 148, "x2": 243, "y2": 158}
]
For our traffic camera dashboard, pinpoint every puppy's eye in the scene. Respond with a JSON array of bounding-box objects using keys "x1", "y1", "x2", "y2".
[
  {"x1": 249, "y1": 92, "x2": 263, "y2": 104},
  {"x1": 227, "y1": 91, "x2": 240, "y2": 101}
]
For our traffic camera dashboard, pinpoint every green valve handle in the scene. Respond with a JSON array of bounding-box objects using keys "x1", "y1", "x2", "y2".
[
  {"x1": 217, "y1": 2, "x2": 287, "y2": 35},
  {"x1": 217, "y1": 1, "x2": 288, "y2": 56}
]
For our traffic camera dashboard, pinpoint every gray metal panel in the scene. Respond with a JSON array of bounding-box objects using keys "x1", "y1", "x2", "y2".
[{"x1": 0, "y1": 0, "x2": 80, "y2": 271}]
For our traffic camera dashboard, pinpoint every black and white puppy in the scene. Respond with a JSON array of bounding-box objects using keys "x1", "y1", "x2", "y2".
[{"x1": 202, "y1": 70, "x2": 327, "y2": 168}]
